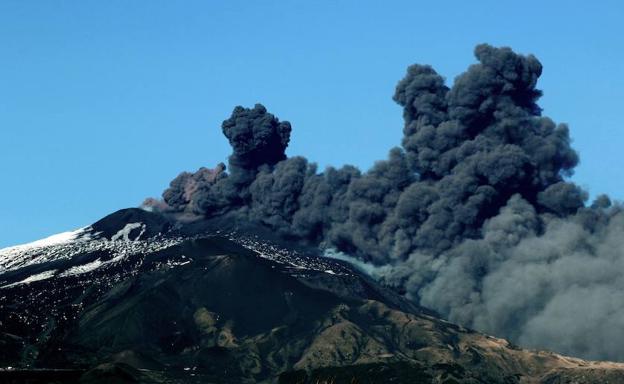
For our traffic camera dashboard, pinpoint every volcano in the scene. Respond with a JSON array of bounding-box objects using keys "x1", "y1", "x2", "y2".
[{"x1": 1, "y1": 208, "x2": 623, "y2": 383}]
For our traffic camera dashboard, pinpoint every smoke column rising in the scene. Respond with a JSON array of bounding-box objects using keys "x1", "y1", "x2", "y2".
[{"x1": 145, "y1": 44, "x2": 624, "y2": 361}]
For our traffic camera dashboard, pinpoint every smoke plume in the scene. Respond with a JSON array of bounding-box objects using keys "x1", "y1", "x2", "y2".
[{"x1": 145, "y1": 44, "x2": 624, "y2": 361}]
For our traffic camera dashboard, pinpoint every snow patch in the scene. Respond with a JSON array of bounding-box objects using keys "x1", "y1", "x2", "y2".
[
  {"x1": 1, "y1": 270, "x2": 57, "y2": 289},
  {"x1": 0, "y1": 228, "x2": 87, "y2": 272},
  {"x1": 231, "y1": 234, "x2": 352, "y2": 276},
  {"x1": 58, "y1": 259, "x2": 103, "y2": 277},
  {"x1": 0, "y1": 228, "x2": 84, "y2": 254},
  {"x1": 111, "y1": 222, "x2": 146, "y2": 242}
]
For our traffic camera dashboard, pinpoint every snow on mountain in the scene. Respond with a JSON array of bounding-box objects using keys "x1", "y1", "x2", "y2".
[
  {"x1": 110, "y1": 222, "x2": 147, "y2": 241},
  {"x1": 0, "y1": 228, "x2": 88, "y2": 272},
  {"x1": 227, "y1": 233, "x2": 354, "y2": 277},
  {"x1": 0, "y1": 220, "x2": 181, "y2": 281},
  {"x1": 0, "y1": 228, "x2": 85, "y2": 253},
  {"x1": 1, "y1": 269, "x2": 58, "y2": 289}
]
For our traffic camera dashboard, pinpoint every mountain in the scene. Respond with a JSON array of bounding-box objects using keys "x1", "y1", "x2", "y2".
[{"x1": 1, "y1": 208, "x2": 623, "y2": 383}]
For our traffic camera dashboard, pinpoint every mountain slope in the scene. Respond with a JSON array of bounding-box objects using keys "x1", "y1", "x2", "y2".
[{"x1": 1, "y1": 208, "x2": 623, "y2": 383}]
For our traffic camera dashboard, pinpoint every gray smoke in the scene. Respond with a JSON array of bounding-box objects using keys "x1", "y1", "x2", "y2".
[
  {"x1": 381, "y1": 195, "x2": 624, "y2": 359},
  {"x1": 145, "y1": 44, "x2": 624, "y2": 361}
]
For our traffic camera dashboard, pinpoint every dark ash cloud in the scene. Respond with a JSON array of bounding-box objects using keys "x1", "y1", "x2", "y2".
[{"x1": 145, "y1": 44, "x2": 624, "y2": 361}]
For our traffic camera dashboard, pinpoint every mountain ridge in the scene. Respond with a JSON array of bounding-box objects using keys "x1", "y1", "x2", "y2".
[{"x1": 1, "y1": 208, "x2": 623, "y2": 383}]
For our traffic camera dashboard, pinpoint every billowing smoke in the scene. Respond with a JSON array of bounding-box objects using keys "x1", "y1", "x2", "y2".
[{"x1": 145, "y1": 44, "x2": 624, "y2": 361}]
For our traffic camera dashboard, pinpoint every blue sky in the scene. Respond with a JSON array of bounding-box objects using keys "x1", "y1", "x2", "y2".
[{"x1": 1, "y1": 1, "x2": 623, "y2": 247}]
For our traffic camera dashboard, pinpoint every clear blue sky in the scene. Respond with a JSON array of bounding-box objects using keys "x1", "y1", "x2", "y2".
[{"x1": 1, "y1": 1, "x2": 623, "y2": 247}]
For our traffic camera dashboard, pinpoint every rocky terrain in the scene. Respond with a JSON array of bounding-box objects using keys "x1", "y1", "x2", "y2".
[{"x1": 1, "y1": 208, "x2": 623, "y2": 383}]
